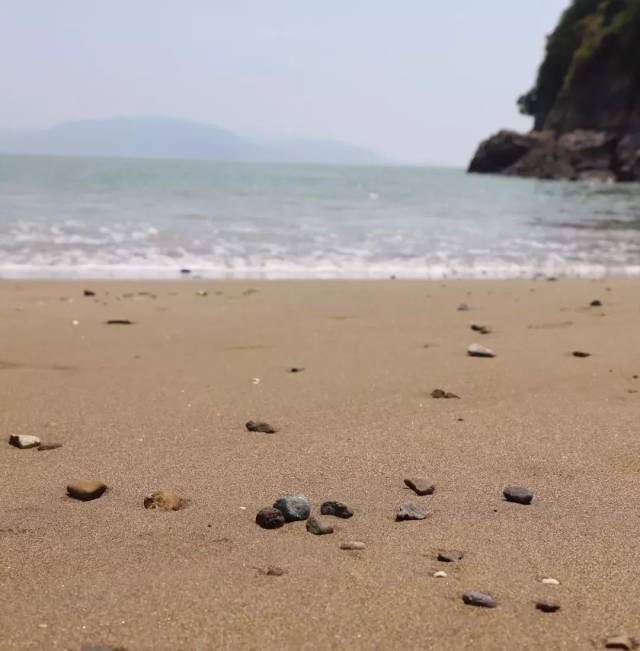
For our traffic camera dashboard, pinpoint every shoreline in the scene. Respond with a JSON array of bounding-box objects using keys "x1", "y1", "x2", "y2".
[{"x1": 2, "y1": 278, "x2": 639, "y2": 649}]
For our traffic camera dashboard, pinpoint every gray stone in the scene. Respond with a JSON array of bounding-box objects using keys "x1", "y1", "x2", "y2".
[
  {"x1": 396, "y1": 502, "x2": 428, "y2": 521},
  {"x1": 273, "y1": 495, "x2": 310, "y2": 522},
  {"x1": 467, "y1": 343, "x2": 496, "y2": 358},
  {"x1": 306, "y1": 516, "x2": 334, "y2": 535},
  {"x1": 246, "y1": 420, "x2": 276, "y2": 433},
  {"x1": 320, "y1": 501, "x2": 354, "y2": 518},
  {"x1": 503, "y1": 485, "x2": 534, "y2": 505},
  {"x1": 437, "y1": 550, "x2": 464, "y2": 563},
  {"x1": 339, "y1": 541, "x2": 365, "y2": 550},
  {"x1": 8, "y1": 434, "x2": 40, "y2": 449},
  {"x1": 255, "y1": 507, "x2": 285, "y2": 529},
  {"x1": 462, "y1": 591, "x2": 497, "y2": 608},
  {"x1": 404, "y1": 478, "x2": 435, "y2": 496}
]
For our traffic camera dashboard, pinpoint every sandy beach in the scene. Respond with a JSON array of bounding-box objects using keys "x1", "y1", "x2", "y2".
[{"x1": 1, "y1": 278, "x2": 639, "y2": 650}]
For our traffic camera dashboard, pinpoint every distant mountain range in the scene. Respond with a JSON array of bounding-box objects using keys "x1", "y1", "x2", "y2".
[{"x1": 0, "y1": 117, "x2": 383, "y2": 165}]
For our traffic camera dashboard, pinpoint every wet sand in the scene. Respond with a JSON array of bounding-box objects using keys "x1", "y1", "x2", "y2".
[{"x1": 1, "y1": 279, "x2": 639, "y2": 650}]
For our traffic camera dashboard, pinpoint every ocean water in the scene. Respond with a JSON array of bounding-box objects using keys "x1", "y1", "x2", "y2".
[{"x1": 1, "y1": 154, "x2": 639, "y2": 279}]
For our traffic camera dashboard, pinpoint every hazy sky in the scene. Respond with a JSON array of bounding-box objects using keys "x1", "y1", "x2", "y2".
[{"x1": 2, "y1": 1, "x2": 568, "y2": 165}]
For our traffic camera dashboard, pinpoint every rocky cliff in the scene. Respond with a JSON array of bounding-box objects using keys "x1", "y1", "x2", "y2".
[{"x1": 469, "y1": 0, "x2": 640, "y2": 181}]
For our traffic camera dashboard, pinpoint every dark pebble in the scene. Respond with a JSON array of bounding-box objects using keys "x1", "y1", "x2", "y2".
[
  {"x1": 535, "y1": 600, "x2": 560, "y2": 613},
  {"x1": 590, "y1": 299, "x2": 602, "y2": 307},
  {"x1": 431, "y1": 388, "x2": 459, "y2": 399},
  {"x1": 288, "y1": 367, "x2": 305, "y2": 373},
  {"x1": 503, "y1": 485, "x2": 534, "y2": 505},
  {"x1": 572, "y1": 350, "x2": 591, "y2": 358},
  {"x1": 180, "y1": 268, "x2": 191, "y2": 274},
  {"x1": 438, "y1": 550, "x2": 464, "y2": 563},
  {"x1": 246, "y1": 420, "x2": 276, "y2": 433},
  {"x1": 255, "y1": 507, "x2": 285, "y2": 529},
  {"x1": 404, "y1": 478, "x2": 435, "y2": 496},
  {"x1": 83, "y1": 290, "x2": 96, "y2": 297},
  {"x1": 462, "y1": 591, "x2": 497, "y2": 608},
  {"x1": 320, "y1": 501, "x2": 354, "y2": 518},
  {"x1": 396, "y1": 502, "x2": 428, "y2": 521},
  {"x1": 471, "y1": 324, "x2": 491, "y2": 335},
  {"x1": 105, "y1": 319, "x2": 133, "y2": 325}
]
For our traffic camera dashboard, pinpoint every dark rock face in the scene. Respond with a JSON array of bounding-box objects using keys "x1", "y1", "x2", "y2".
[
  {"x1": 320, "y1": 501, "x2": 354, "y2": 519},
  {"x1": 469, "y1": 1, "x2": 640, "y2": 182},
  {"x1": 256, "y1": 507, "x2": 285, "y2": 529}
]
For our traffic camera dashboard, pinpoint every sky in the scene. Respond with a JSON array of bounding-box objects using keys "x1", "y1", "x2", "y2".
[{"x1": 1, "y1": 0, "x2": 569, "y2": 166}]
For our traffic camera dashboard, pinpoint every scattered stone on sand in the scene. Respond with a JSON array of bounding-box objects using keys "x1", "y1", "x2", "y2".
[
  {"x1": 256, "y1": 565, "x2": 287, "y2": 576},
  {"x1": 83, "y1": 290, "x2": 96, "y2": 297},
  {"x1": 572, "y1": 350, "x2": 591, "y2": 358},
  {"x1": 471, "y1": 324, "x2": 491, "y2": 335},
  {"x1": 438, "y1": 550, "x2": 464, "y2": 563},
  {"x1": 535, "y1": 600, "x2": 561, "y2": 613},
  {"x1": 541, "y1": 577, "x2": 560, "y2": 585},
  {"x1": 246, "y1": 420, "x2": 276, "y2": 433},
  {"x1": 431, "y1": 388, "x2": 460, "y2": 399},
  {"x1": 67, "y1": 480, "x2": 107, "y2": 501},
  {"x1": 320, "y1": 501, "x2": 354, "y2": 518},
  {"x1": 457, "y1": 303, "x2": 470, "y2": 311},
  {"x1": 273, "y1": 495, "x2": 310, "y2": 522},
  {"x1": 404, "y1": 478, "x2": 435, "y2": 496},
  {"x1": 462, "y1": 591, "x2": 497, "y2": 608},
  {"x1": 105, "y1": 319, "x2": 133, "y2": 325},
  {"x1": 396, "y1": 502, "x2": 428, "y2": 521},
  {"x1": 467, "y1": 343, "x2": 496, "y2": 358},
  {"x1": 180, "y1": 268, "x2": 191, "y2": 274},
  {"x1": 340, "y1": 541, "x2": 366, "y2": 550},
  {"x1": 255, "y1": 507, "x2": 285, "y2": 529},
  {"x1": 288, "y1": 366, "x2": 305, "y2": 373},
  {"x1": 306, "y1": 516, "x2": 334, "y2": 535},
  {"x1": 196, "y1": 290, "x2": 208, "y2": 296},
  {"x1": 590, "y1": 299, "x2": 602, "y2": 307},
  {"x1": 143, "y1": 490, "x2": 183, "y2": 511},
  {"x1": 37, "y1": 442, "x2": 63, "y2": 451},
  {"x1": 433, "y1": 571, "x2": 448, "y2": 578},
  {"x1": 604, "y1": 635, "x2": 637, "y2": 649},
  {"x1": 503, "y1": 485, "x2": 534, "y2": 505},
  {"x1": 8, "y1": 434, "x2": 40, "y2": 449}
]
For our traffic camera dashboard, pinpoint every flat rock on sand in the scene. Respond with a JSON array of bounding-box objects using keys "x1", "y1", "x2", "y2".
[
  {"x1": 67, "y1": 480, "x2": 107, "y2": 501},
  {"x1": 462, "y1": 592, "x2": 497, "y2": 608},
  {"x1": 8, "y1": 434, "x2": 40, "y2": 449},
  {"x1": 467, "y1": 343, "x2": 496, "y2": 358},
  {"x1": 320, "y1": 501, "x2": 354, "y2": 518},
  {"x1": 404, "y1": 478, "x2": 435, "y2": 496},
  {"x1": 340, "y1": 541, "x2": 366, "y2": 550},
  {"x1": 503, "y1": 485, "x2": 534, "y2": 505},
  {"x1": 246, "y1": 420, "x2": 276, "y2": 433},
  {"x1": 396, "y1": 503, "x2": 428, "y2": 521},
  {"x1": 438, "y1": 550, "x2": 464, "y2": 563},
  {"x1": 143, "y1": 490, "x2": 183, "y2": 511},
  {"x1": 431, "y1": 388, "x2": 459, "y2": 399},
  {"x1": 604, "y1": 635, "x2": 637, "y2": 649},
  {"x1": 306, "y1": 516, "x2": 334, "y2": 535}
]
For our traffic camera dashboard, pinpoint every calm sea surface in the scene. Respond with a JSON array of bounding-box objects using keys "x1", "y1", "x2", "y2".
[{"x1": 1, "y1": 154, "x2": 639, "y2": 278}]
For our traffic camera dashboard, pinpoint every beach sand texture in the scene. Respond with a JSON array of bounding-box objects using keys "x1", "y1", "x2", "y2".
[{"x1": 1, "y1": 279, "x2": 639, "y2": 650}]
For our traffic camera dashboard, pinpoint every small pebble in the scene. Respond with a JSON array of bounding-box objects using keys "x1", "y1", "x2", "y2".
[
  {"x1": 320, "y1": 501, "x2": 354, "y2": 518},
  {"x1": 261, "y1": 566, "x2": 286, "y2": 576},
  {"x1": 340, "y1": 541, "x2": 365, "y2": 550},
  {"x1": 438, "y1": 550, "x2": 464, "y2": 563},
  {"x1": 462, "y1": 591, "x2": 497, "y2": 608},
  {"x1": 503, "y1": 485, "x2": 534, "y2": 505},
  {"x1": 590, "y1": 299, "x2": 602, "y2": 307},
  {"x1": 396, "y1": 502, "x2": 428, "y2": 521},
  {"x1": 255, "y1": 507, "x2": 285, "y2": 529},
  {"x1": 196, "y1": 290, "x2": 208, "y2": 297},
  {"x1": 541, "y1": 577, "x2": 560, "y2": 585},
  {"x1": 431, "y1": 388, "x2": 459, "y2": 399},
  {"x1": 288, "y1": 367, "x2": 305, "y2": 373},
  {"x1": 37, "y1": 442, "x2": 63, "y2": 451},
  {"x1": 180, "y1": 268, "x2": 191, "y2": 274},
  {"x1": 604, "y1": 635, "x2": 637, "y2": 649},
  {"x1": 467, "y1": 343, "x2": 496, "y2": 358},
  {"x1": 433, "y1": 571, "x2": 448, "y2": 578},
  {"x1": 83, "y1": 290, "x2": 96, "y2": 297},
  {"x1": 105, "y1": 319, "x2": 133, "y2": 325},
  {"x1": 457, "y1": 303, "x2": 470, "y2": 311},
  {"x1": 143, "y1": 490, "x2": 183, "y2": 511},
  {"x1": 306, "y1": 516, "x2": 334, "y2": 535},
  {"x1": 246, "y1": 420, "x2": 276, "y2": 433},
  {"x1": 471, "y1": 324, "x2": 491, "y2": 334},
  {"x1": 9, "y1": 434, "x2": 41, "y2": 449},
  {"x1": 273, "y1": 495, "x2": 310, "y2": 522},
  {"x1": 404, "y1": 478, "x2": 435, "y2": 496},
  {"x1": 535, "y1": 600, "x2": 560, "y2": 613},
  {"x1": 572, "y1": 350, "x2": 591, "y2": 358},
  {"x1": 67, "y1": 480, "x2": 107, "y2": 501}
]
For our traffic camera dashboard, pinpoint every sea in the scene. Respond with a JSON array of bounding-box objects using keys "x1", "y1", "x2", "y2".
[{"x1": 1, "y1": 154, "x2": 639, "y2": 279}]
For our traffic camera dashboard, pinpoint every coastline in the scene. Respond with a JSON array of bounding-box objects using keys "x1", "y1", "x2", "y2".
[{"x1": 2, "y1": 278, "x2": 639, "y2": 650}]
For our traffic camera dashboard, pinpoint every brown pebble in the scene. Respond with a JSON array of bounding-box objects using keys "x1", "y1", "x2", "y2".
[
  {"x1": 572, "y1": 350, "x2": 591, "y2": 358},
  {"x1": 67, "y1": 480, "x2": 107, "y2": 501},
  {"x1": 105, "y1": 319, "x2": 133, "y2": 325},
  {"x1": 404, "y1": 478, "x2": 435, "y2": 496},
  {"x1": 431, "y1": 389, "x2": 460, "y2": 399},
  {"x1": 246, "y1": 420, "x2": 276, "y2": 434},
  {"x1": 264, "y1": 566, "x2": 286, "y2": 576},
  {"x1": 143, "y1": 490, "x2": 183, "y2": 511},
  {"x1": 535, "y1": 600, "x2": 560, "y2": 613}
]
